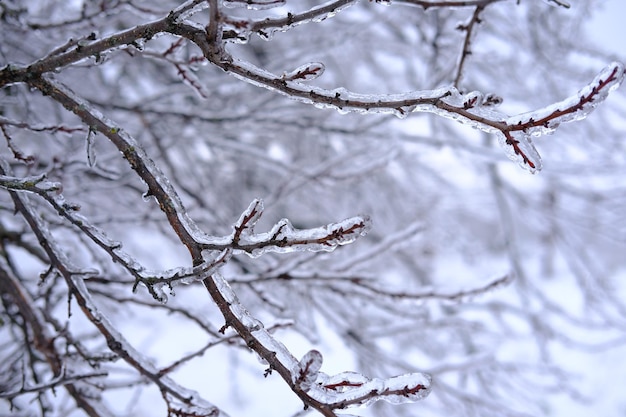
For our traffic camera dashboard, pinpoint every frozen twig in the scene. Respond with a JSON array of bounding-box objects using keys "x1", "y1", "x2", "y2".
[
  {"x1": 0, "y1": 160, "x2": 231, "y2": 301},
  {"x1": 2, "y1": 1, "x2": 621, "y2": 172},
  {"x1": 1, "y1": 163, "x2": 222, "y2": 416},
  {"x1": 394, "y1": 0, "x2": 505, "y2": 8},
  {"x1": 180, "y1": 19, "x2": 623, "y2": 171},
  {"x1": 224, "y1": 0, "x2": 358, "y2": 41},
  {"x1": 0, "y1": 369, "x2": 108, "y2": 399},
  {"x1": 205, "y1": 199, "x2": 372, "y2": 257},
  {"x1": 203, "y1": 272, "x2": 432, "y2": 416},
  {"x1": 350, "y1": 274, "x2": 514, "y2": 302},
  {"x1": 25, "y1": 76, "x2": 209, "y2": 262}
]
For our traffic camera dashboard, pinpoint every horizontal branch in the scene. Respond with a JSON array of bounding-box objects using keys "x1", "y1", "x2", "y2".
[
  {"x1": 200, "y1": 199, "x2": 371, "y2": 257},
  {"x1": 185, "y1": 13, "x2": 624, "y2": 171}
]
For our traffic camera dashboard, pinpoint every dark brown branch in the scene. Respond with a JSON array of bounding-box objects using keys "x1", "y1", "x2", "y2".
[
  {"x1": 25, "y1": 76, "x2": 205, "y2": 263},
  {"x1": 202, "y1": 275, "x2": 338, "y2": 417},
  {"x1": 0, "y1": 236, "x2": 108, "y2": 416},
  {"x1": 0, "y1": 18, "x2": 170, "y2": 89},
  {"x1": 3, "y1": 168, "x2": 221, "y2": 415}
]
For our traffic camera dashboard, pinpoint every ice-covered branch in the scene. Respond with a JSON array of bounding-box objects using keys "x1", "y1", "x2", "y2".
[
  {"x1": 221, "y1": 0, "x2": 507, "y2": 43},
  {"x1": 0, "y1": 17, "x2": 173, "y2": 88},
  {"x1": 202, "y1": 199, "x2": 372, "y2": 257},
  {"x1": 0, "y1": 369, "x2": 108, "y2": 399},
  {"x1": 2, "y1": 164, "x2": 222, "y2": 417},
  {"x1": 203, "y1": 272, "x2": 431, "y2": 416},
  {"x1": 185, "y1": 17, "x2": 624, "y2": 171},
  {"x1": 26, "y1": 76, "x2": 209, "y2": 262},
  {"x1": 394, "y1": 0, "x2": 506, "y2": 8},
  {"x1": 162, "y1": 0, "x2": 624, "y2": 173},
  {"x1": 313, "y1": 371, "x2": 431, "y2": 408},
  {"x1": 351, "y1": 274, "x2": 513, "y2": 303},
  {"x1": 0, "y1": 258, "x2": 112, "y2": 417},
  {"x1": 223, "y1": 0, "x2": 357, "y2": 41},
  {"x1": 0, "y1": 163, "x2": 233, "y2": 302},
  {"x1": 3, "y1": 1, "x2": 619, "y2": 173}
]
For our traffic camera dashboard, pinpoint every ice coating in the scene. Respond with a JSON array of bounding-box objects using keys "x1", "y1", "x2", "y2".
[
  {"x1": 0, "y1": 173, "x2": 61, "y2": 194},
  {"x1": 223, "y1": 0, "x2": 286, "y2": 10},
  {"x1": 6, "y1": 182, "x2": 220, "y2": 414},
  {"x1": 541, "y1": 0, "x2": 571, "y2": 8},
  {"x1": 219, "y1": 198, "x2": 371, "y2": 257},
  {"x1": 170, "y1": 0, "x2": 210, "y2": 23},
  {"x1": 311, "y1": 370, "x2": 432, "y2": 407},
  {"x1": 216, "y1": 47, "x2": 623, "y2": 172},
  {"x1": 70, "y1": 274, "x2": 220, "y2": 413},
  {"x1": 281, "y1": 62, "x2": 326, "y2": 82},
  {"x1": 506, "y1": 62, "x2": 625, "y2": 135},
  {"x1": 293, "y1": 350, "x2": 324, "y2": 391},
  {"x1": 241, "y1": 0, "x2": 356, "y2": 41},
  {"x1": 211, "y1": 272, "x2": 300, "y2": 369},
  {"x1": 496, "y1": 131, "x2": 543, "y2": 172},
  {"x1": 209, "y1": 270, "x2": 432, "y2": 409},
  {"x1": 86, "y1": 128, "x2": 97, "y2": 167},
  {"x1": 0, "y1": 168, "x2": 231, "y2": 300}
]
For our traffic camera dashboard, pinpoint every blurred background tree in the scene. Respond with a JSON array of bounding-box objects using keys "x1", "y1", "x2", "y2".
[{"x1": 1, "y1": 1, "x2": 625, "y2": 416}]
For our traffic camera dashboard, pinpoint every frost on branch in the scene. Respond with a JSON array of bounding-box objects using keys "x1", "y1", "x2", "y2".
[{"x1": 220, "y1": 199, "x2": 372, "y2": 257}]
